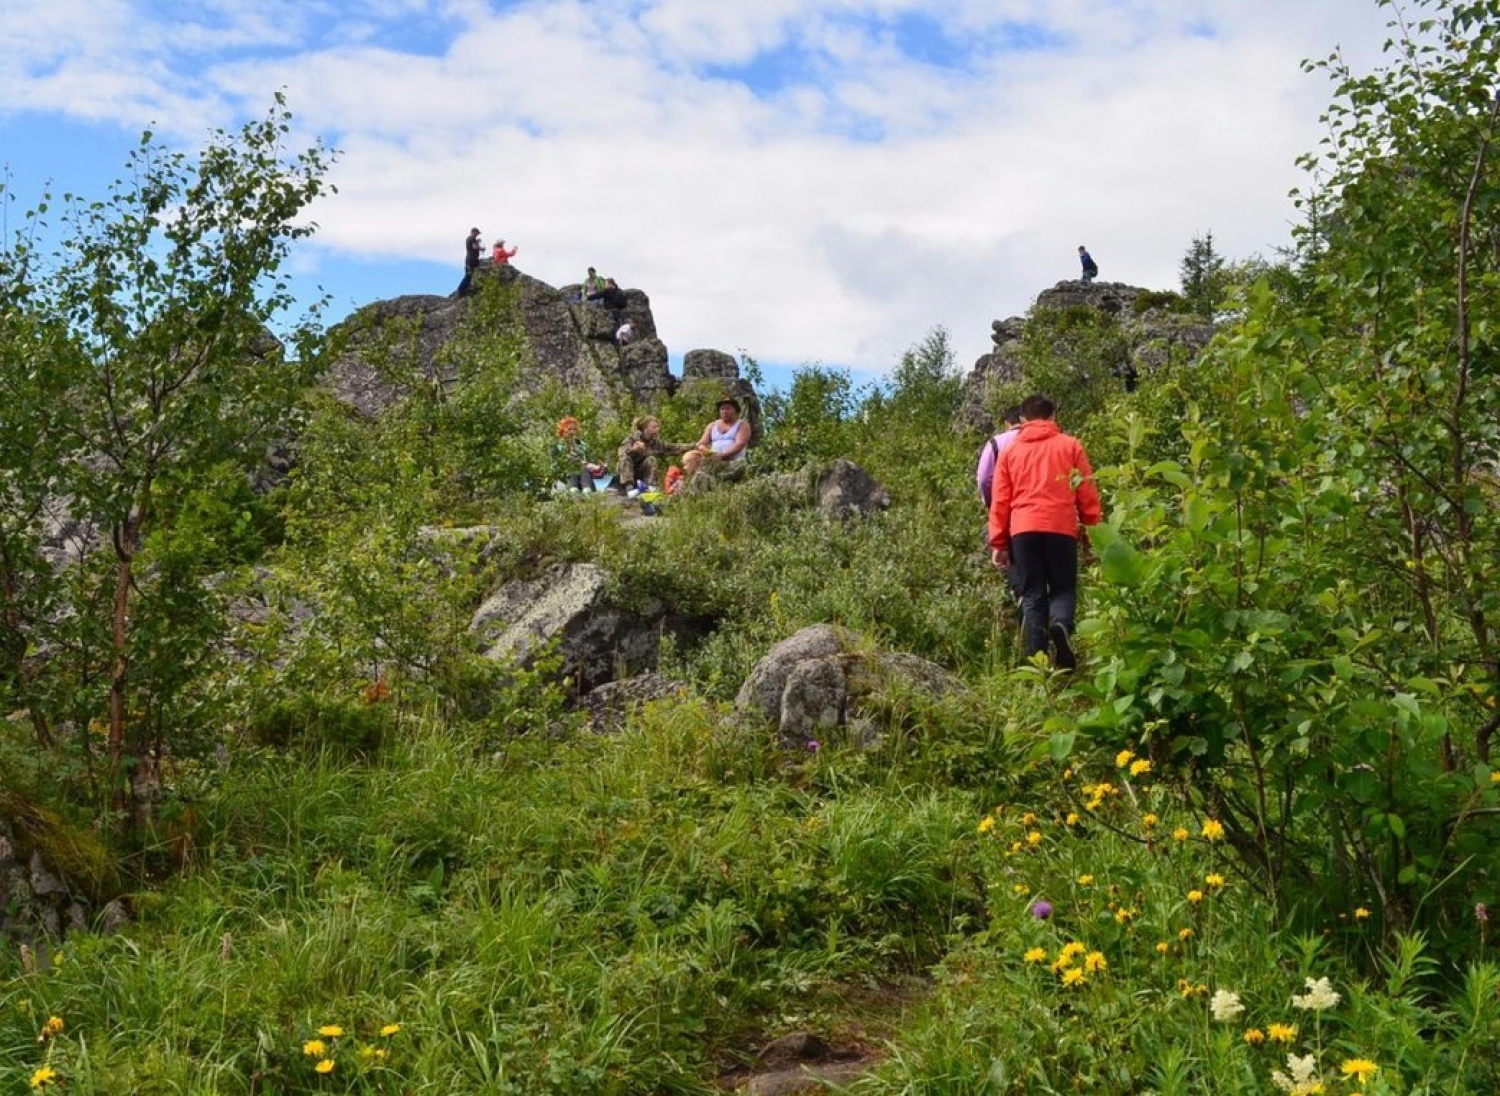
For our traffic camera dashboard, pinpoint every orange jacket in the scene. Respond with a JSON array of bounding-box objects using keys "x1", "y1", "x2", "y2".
[{"x1": 987, "y1": 419, "x2": 1103, "y2": 552}]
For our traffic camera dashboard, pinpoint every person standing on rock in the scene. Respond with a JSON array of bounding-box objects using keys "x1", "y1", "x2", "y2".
[
  {"x1": 989, "y1": 395, "x2": 1102, "y2": 670},
  {"x1": 492, "y1": 239, "x2": 519, "y2": 265},
  {"x1": 456, "y1": 227, "x2": 482, "y2": 296},
  {"x1": 1078, "y1": 245, "x2": 1099, "y2": 284}
]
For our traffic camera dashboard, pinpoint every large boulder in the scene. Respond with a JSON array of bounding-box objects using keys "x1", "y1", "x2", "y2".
[
  {"x1": 578, "y1": 672, "x2": 690, "y2": 734},
  {"x1": 470, "y1": 562, "x2": 707, "y2": 693},
  {"x1": 735, "y1": 624, "x2": 961, "y2": 743},
  {"x1": 760, "y1": 460, "x2": 891, "y2": 518}
]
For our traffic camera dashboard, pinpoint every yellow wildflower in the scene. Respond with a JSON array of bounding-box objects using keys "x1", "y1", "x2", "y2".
[
  {"x1": 1268, "y1": 1022, "x2": 1298, "y2": 1043},
  {"x1": 1172, "y1": 827, "x2": 1191, "y2": 842},
  {"x1": 1142, "y1": 812, "x2": 1159, "y2": 828},
  {"x1": 316, "y1": 1059, "x2": 335, "y2": 1074},
  {"x1": 1156, "y1": 941, "x2": 1170, "y2": 954},
  {"x1": 1084, "y1": 951, "x2": 1107, "y2": 973},
  {"x1": 1130, "y1": 759, "x2": 1152, "y2": 777},
  {"x1": 1009, "y1": 840, "x2": 1023, "y2": 854},
  {"x1": 1205, "y1": 873, "x2": 1226, "y2": 888},
  {"x1": 1026, "y1": 830, "x2": 1043, "y2": 846},
  {"x1": 1353, "y1": 907, "x2": 1370, "y2": 921},
  {"x1": 1178, "y1": 927, "x2": 1194, "y2": 941},
  {"x1": 1061, "y1": 967, "x2": 1086, "y2": 987},
  {"x1": 318, "y1": 1025, "x2": 345, "y2": 1038},
  {"x1": 977, "y1": 816, "x2": 995, "y2": 834},
  {"x1": 1021, "y1": 812, "x2": 1037, "y2": 826},
  {"x1": 1114, "y1": 907, "x2": 1136, "y2": 924},
  {"x1": 1060, "y1": 941, "x2": 1087, "y2": 958},
  {"x1": 30, "y1": 1066, "x2": 58, "y2": 1089},
  {"x1": 1340, "y1": 1059, "x2": 1378, "y2": 1083},
  {"x1": 1024, "y1": 947, "x2": 1048, "y2": 964},
  {"x1": 1244, "y1": 1028, "x2": 1266, "y2": 1045},
  {"x1": 1188, "y1": 889, "x2": 1205, "y2": 904},
  {"x1": 1065, "y1": 812, "x2": 1080, "y2": 826},
  {"x1": 1116, "y1": 749, "x2": 1135, "y2": 768},
  {"x1": 1201, "y1": 819, "x2": 1226, "y2": 841},
  {"x1": 380, "y1": 1024, "x2": 401, "y2": 1037},
  {"x1": 1490, "y1": 770, "x2": 1500, "y2": 783},
  {"x1": 1077, "y1": 874, "x2": 1094, "y2": 886},
  {"x1": 303, "y1": 1039, "x2": 327, "y2": 1057},
  {"x1": 1012, "y1": 882, "x2": 1030, "y2": 895},
  {"x1": 38, "y1": 1016, "x2": 64, "y2": 1041}
]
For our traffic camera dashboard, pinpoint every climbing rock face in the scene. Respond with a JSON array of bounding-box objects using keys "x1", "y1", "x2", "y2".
[{"x1": 735, "y1": 624, "x2": 962, "y2": 743}]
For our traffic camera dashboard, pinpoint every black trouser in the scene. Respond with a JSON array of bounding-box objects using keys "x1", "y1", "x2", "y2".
[{"x1": 1010, "y1": 532, "x2": 1078, "y2": 658}]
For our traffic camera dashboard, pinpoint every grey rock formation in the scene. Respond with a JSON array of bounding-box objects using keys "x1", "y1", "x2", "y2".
[
  {"x1": 326, "y1": 263, "x2": 711, "y2": 418},
  {"x1": 471, "y1": 562, "x2": 708, "y2": 693},
  {"x1": 761, "y1": 460, "x2": 891, "y2": 518},
  {"x1": 578, "y1": 672, "x2": 689, "y2": 734},
  {"x1": 736, "y1": 624, "x2": 961, "y2": 743},
  {"x1": 958, "y1": 280, "x2": 1218, "y2": 432}
]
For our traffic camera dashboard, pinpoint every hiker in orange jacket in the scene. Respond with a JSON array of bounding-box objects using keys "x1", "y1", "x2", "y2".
[{"x1": 988, "y1": 394, "x2": 1103, "y2": 669}]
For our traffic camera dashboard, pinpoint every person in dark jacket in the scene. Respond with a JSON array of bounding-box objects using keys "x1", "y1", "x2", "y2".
[
  {"x1": 1077, "y1": 245, "x2": 1099, "y2": 284},
  {"x1": 988, "y1": 395, "x2": 1103, "y2": 669},
  {"x1": 456, "y1": 227, "x2": 482, "y2": 296}
]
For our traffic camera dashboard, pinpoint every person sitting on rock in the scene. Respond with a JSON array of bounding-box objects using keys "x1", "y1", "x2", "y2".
[
  {"x1": 581, "y1": 266, "x2": 605, "y2": 303},
  {"x1": 587, "y1": 277, "x2": 629, "y2": 312},
  {"x1": 616, "y1": 416, "x2": 693, "y2": 494},
  {"x1": 493, "y1": 239, "x2": 519, "y2": 265},
  {"x1": 691, "y1": 398, "x2": 752, "y2": 482},
  {"x1": 615, "y1": 319, "x2": 636, "y2": 346},
  {"x1": 554, "y1": 416, "x2": 605, "y2": 492}
]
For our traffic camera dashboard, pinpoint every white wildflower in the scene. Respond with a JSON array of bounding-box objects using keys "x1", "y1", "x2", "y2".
[
  {"x1": 1291, "y1": 976, "x2": 1341, "y2": 1011},
  {"x1": 1271, "y1": 1054, "x2": 1323, "y2": 1096},
  {"x1": 1210, "y1": 989, "x2": 1246, "y2": 1022}
]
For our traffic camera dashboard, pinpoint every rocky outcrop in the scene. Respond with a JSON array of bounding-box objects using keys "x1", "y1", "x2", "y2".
[
  {"x1": 958, "y1": 280, "x2": 1218, "y2": 432},
  {"x1": 578, "y1": 672, "x2": 689, "y2": 734},
  {"x1": 757, "y1": 460, "x2": 891, "y2": 518},
  {"x1": 470, "y1": 562, "x2": 709, "y2": 693},
  {"x1": 735, "y1": 624, "x2": 962, "y2": 744},
  {"x1": 326, "y1": 262, "x2": 748, "y2": 418},
  {"x1": 0, "y1": 802, "x2": 121, "y2": 945}
]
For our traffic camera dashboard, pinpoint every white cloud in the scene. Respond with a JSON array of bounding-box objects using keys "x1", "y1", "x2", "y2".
[{"x1": 0, "y1": 0, "x2": 1401, "y2": 373}]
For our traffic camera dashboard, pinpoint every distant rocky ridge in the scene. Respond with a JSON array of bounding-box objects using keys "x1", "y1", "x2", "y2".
[
  {"x1": 326, "y1": 261, "x2": 757, "y2": 421},
  {"x1": 957, "y1": 280, "x2": 1218, "y2": 432}
]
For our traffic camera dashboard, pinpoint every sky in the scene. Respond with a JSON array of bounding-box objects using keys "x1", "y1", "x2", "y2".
[{"x1": 0, "y1": 0, "x2": 1398, "y2": 384}]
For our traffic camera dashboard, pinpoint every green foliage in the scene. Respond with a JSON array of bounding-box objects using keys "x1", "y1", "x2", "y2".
[
  {"x1": 1008, "y1": 305, "x2": 1131, "y2": 430},
  {"x1": 1179, "y1": 230, "x2": 1229, "y2": 320},
  {"x1": 247, "y1": 695, "x2": 391, "y2": 761}
]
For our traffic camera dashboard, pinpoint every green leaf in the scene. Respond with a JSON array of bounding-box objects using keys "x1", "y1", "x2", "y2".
[
  {"x1": 1386, "y1": 813, "x2": 1406, "y2": 840},
  {"x1": 1099, "y1": 537, "x2": 1146, "y2": 587},
  {"x1": 1049, "y1": 730, "x2": 1077, "y2": 762}
]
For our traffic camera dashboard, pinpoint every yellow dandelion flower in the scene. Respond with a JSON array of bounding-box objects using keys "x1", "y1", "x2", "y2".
[
  {"x1": 977, "y1": 816, "x2": 995, "y2": 834},
  {"x1": 30, "y1": 1066, "x2": 58, "y2": 1089},
  {"x1": 1063, "y1": 767, "x2": 1073, "y2": 779},
  {"x1": 1490, "y1": 770, "x2": 1500, "y2": 783},
  {"x1": 1155, "y1": 941, "x2": 1170, "y2": 954},
  {"x1": 1077, "y1": 873, "x2": 1094, "y2": 885},
  {"x1": 38, "y1": 1016, "x2": 64, "y2": 1041},
  {"x1": 315, "y1": 1058, "x2": 335, "y2": 1074},
  {"x1": 1178, "y1": 927, "x2": 1195, "y2": 941},
  {"x1": 1065, "y1": 812, "x2": 1080, "y2": 826},
  {"x1": 1012, "y1": 882, "x2": 1031, "y2": 895},
  {"x1": 381, "y1": 1023, "x2": 402, "y2": 1037},
  {"x1": 1268, "y1": 1023, "x2": 1298, "y2": 1043},
  {"x1": 1061, "y1": 941, "x2": 1087, "y2": 958},
  {"x1": 1188, "y1": 889, "x2": 1205, "y2": 904},
  {"x1": 1353, "y1": 907, "x2": 1370, "y2": 921},
  {"x1": 1244, "y1": 1028, "x2": 1266, "y2": 1045},
  {"x1": 1130, "y1": 759, "x2": 1152, "y2": 777},
  {"x1": 372, "y1": 1048, "x2": 388, "y2": 1061},
  {"x1": 1024, "y1": 947, "x2": 1048, "y2": 964},
  {"x1": 1052, "y1": 956, "x2": 1072, "y2": 973},
  {"x1": 1205, "y1": 873, "x2": 1226, "y2": 888},
  {"x1": 1116, "y1": 749, "x2": 1135, "y2": 768},
  {"x1": 318, "y1": 1025, "x2": 344, "y2": 1038},
  {"x1": 1061, "y1": 967, "x2": 1086, "y2": 987},
  {"x1": 1026, "y1": 830, "x2": 1043, "y2": 846},
  {"x1": 1172, "y1": 827, "x2": 1191, "y2": 842},
  {"x1": 1114, "y1": 907, "x2": 1136, "y2": 924},
  {"x1": 1084, "y1": 951, "x2": 1107, "y2": 973},
  {"x1": 303, "y1": 1039, "x2": 327, "y2": 1057},
  {"x1": 1201, "y1": 819, "x2": 1226, "y2": 841},
  {"x1": 1142, "y1": 812, "x2": 1159, "y2": 828},
  {"x1": 1177, "y1": 979, "x2": 1195, "y2": 997},
  {"x1": 1341, "y1": 1059, "x2": 1378, "y2": 1083},
  {"x1": 1021, "y1": 812, "x2": 1037, "y2": 826},
  {"x1": 1009, "y1": 840, "x2": 1023, "y2": 854}
]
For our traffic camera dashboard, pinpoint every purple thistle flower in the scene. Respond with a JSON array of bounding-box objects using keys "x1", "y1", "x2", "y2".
[{"x1": 1031, "y1": 900, "x2": 1053, "y2": 920}]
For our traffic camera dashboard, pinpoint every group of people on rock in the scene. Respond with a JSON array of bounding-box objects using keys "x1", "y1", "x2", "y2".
[{"x1": 553, "y1": 398, "x2": 753, "y2": 501}]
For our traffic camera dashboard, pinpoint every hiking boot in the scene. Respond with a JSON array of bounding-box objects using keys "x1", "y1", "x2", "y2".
[{"x1": 1049, "y1": 622, "x2": 1077, "y2": 671}]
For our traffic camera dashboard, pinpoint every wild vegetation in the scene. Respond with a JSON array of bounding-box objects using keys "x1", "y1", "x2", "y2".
[{"x1": 3, "y1": 1, "x2": 1500, "y2": 1092}]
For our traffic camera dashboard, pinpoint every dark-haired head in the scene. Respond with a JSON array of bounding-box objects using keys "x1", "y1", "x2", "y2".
[
  {"x1": 1001, "y1": 404, "x2": 1022, "y2": 426},
  {"x1": 1019, "y1": 395, "x2": 1055, "y2": 421}
]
